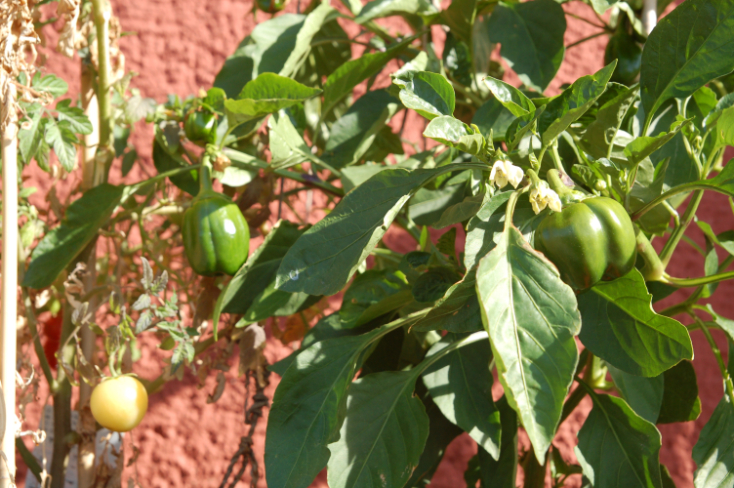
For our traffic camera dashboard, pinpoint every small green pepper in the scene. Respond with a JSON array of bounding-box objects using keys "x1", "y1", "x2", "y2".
[
  {"x1": 255, "y1": 0, "x2": 287, "y2": 12},
  {"x1": 604, "y1": 30, "x2": 642, "y2": 86},
  {"x1": 184, "y1": 109, "x2": 218, "y2": 146},
  {"x1": 534, "y1": 196, "x2": 637, "y2": 291},
  {"x1": 182, "y1": 163, "x2": 249, "y2": 276}
]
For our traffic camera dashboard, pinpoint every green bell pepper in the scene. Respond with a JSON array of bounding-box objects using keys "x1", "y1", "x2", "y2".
[
  {"x1": 184, "y1": 109, "x2": 218, "y2": 146},
  {"x1": 604, "y1": 30, "x2": 641, "y2": 86},
  {"x1": 182, "y1": 162, "x2": 249, "y2": 276},
  {"x1": 533, "y1": 173, "x2": 637, "y2": 291}
]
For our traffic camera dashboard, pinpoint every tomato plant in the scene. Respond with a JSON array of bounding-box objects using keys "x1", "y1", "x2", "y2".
[{"x1": 8, "y1": 0, "x2": 734, "y2": 486}]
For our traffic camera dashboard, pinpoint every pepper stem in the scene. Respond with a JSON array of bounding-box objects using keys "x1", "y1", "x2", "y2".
[
  {"x1": 199, "y1": 154, "x2": 214, "y2": 194},
  {"x1": 635, "y1": 229, "x2": 664, "y2": 282},
  {"x1": 545, "y1": 169, "x2": 574, "y2": 200}
]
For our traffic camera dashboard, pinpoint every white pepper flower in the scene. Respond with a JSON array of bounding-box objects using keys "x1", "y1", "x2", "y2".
[
  {"x1": 529, "y1": 182, "x2": 562, "y2": 214},
  {"x1": 490, "y1": 160, "x2": 524, "y2": 189}
]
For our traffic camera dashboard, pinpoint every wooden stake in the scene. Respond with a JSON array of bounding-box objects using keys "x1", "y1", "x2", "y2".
[
  {"x1": 642, "y1": 0, "x2": 657, "y2": 36},
  {"x1": 0, "y1": 81, "x2": 18, "y2": 487}
]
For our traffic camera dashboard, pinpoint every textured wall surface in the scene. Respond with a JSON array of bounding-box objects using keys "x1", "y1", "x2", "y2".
[{"x1": 16, "y1": 0, "x2": 730, "y2": 487}]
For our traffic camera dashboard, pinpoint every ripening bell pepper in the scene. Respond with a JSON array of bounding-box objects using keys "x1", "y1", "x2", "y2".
[
  {"x1": 182, "y1": 163, "x2": 249, "y2": 276},
  {"x1": 533, "y1": 194, "x2": 637, "y2": 292}
]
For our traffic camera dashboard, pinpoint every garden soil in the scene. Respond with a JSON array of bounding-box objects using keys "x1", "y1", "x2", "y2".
[{"x1": 18, "y1": 0, "x2": 729, "y2": 486}]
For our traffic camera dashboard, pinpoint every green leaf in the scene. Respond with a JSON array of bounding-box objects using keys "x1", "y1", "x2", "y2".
[
  {"x1": 479, "y1": 396, "x2": 518, "y2": 486},
  {"x1": 476, "y1": 225, "x2": 580, "y2": 461},
  {"x1": 575, "y1": 391, "x2": 663, "y2": 488},
  {"x1": 422, "y1": 333, "x2": 500, "y2": 459},
  {"x1": 434, "y1": 193, "x2": 484, "y2": 229},
  {"x1": 483, "y1": 77, "x2": 535, "y2": 117},
  {"x1": 472, "y1": 98, "x2": 515, "y2": 143},
  {"x1": 607, "y1": 364, "x2": 664, "y2": 424},
  {"x1": 18, "y1": 108, "x2": 45, "y2": 165},
  {"x1": 441, "y1": 0, "x2": 478, "y2": 43},
  {"x1": 224, "y1": 73, "x2": 321, "y2": 127},
  {"x1": 657, "y1": 360, "x2": 701, "y2": 424},
  {"x1": 405, "y1": 394, "x2": 463, "y2": 487},
  {"x1": 269, "y1": 112, "x2": 337, "y2": 173},
  {"x1": 55, "y1": 99, "x2": 93, "y2": 135},
  {"x1": 23, "y1": 184, "x2": 124, "y2": 289},
  {"x1": 45, "y1": 119, "x2": 79, "y2": 172},
  {"x1": 275, "y1": 167, "x2": 446, "y2": 296},
  {"x1": 423, "y1": 116, "x2": 485, "y2": 157},
  {"x1": 339, "y1": 269, "x2": 410, "y2": 328},
  {"x1": 121, "y1": 149, "x2": 137, "y2": 177},
  {"x1": 355, "y1": 0, "x2": 438, "y2": 24},
  {"x1": 693, "y1": 397, "x2": 734, "y2": 488},
  {"x1": 322, "y1": 36, "x2": 415, "y2": 116},
  {"x1": 279, "y1": 2, "x2": 336, "y2": 78},
  {"x1": 538, "y1": 62, "x2": 616, "y2": 146},
  {"x1": 326, "y1": 370, "x2": 429, "y2": 488},
  {"x1": 265, "y1": 320, "x2": 403, "y2": 488},
  {"x1": 412, "y1": 269, "x2": 483, "y2": 333},
  {"x1": 33, "y1": 74, "x2": 68, "y2": 97},
  {"x1": 577, "y1": 270, "x2": 693, "y2": 377},
  {"x1": 242, "y1": 282, "x2": 319, "y2": 324},
  {"x1": 393, "y1": 71, "x2": 455, "y2": 120},
  {"x1": 323, "y1": 90, "x2": 401, "y2": 169},
  {"x1": 213, "y1": 15, "x2": 304, "y2": 97},
  {"x1": 152, "y1": 138, "x2": 199, "y2": 196},
  {"x1": 589, "y1": 0, "x2": 619, "y2": 15},
  {"x1": 412, "y1": 267, "x2": 461, "y2": 303},
  {"x1": 409, "y1": 184, "x2": 467, "y2": 226},
  {"x1": 640, "y1": 0, "x2": 734, "y2": 121},
  {"x1": 623, "y1": 120, "x2": 688, "y2": 169},
  {"x1": 580, "y1": 84, "x2": 639, "y2": 160},
  {"x1": 487, "y1": 0, "x2": 566, "y2": 93},
  {"x1": 661, "y1": 466, "x2": 678, "y2": 488},
  {"x1": 221, "y1": 220, "x2": 305, "y2": 314}
]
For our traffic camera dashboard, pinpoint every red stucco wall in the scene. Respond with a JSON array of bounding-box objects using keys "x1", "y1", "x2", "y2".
[{"x1": 17, "y1": 0, "x2": 731, "y2": 486}]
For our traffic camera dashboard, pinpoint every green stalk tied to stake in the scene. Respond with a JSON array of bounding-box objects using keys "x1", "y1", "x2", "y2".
[
  {"x1": 533, "y1": 169, "x2": 637, "y2": 291},
  {"x1": 182, "y1": 149, "x2": 250, "y2": 276}
]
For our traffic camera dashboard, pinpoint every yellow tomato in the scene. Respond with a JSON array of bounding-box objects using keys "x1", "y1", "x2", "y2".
[{"x1": 90, "y1": 376, "x2": 149, "y2": 432}]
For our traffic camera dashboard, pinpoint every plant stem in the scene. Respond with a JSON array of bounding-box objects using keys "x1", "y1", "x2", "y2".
[
  {"x1": 566, "y1": 31, "x2": 606, "y2": 50},
  {"x1": 658, "y1": 190, "x2": 704, "y2": 267},
  {"x1": 549, "y1": 142, "x2": 566, "y2": 173},
  {"x1": 663, "y1": 270, "x2": 734, "y2": 288},
  {"x1": 504, "y1": 188, "x2": 526, "y2": 232},
  {"x1": 694, "y1": 315, "x2": 734, "y2": 406},
  {"x1": 636, "y1": 230, "x2": 664, "y2": 281},
  {"x1": 91, "y1": 0, "x2": 114, "y2": 182}
]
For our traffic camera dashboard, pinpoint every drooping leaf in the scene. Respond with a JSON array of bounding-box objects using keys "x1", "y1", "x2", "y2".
[
  {"x1": 578, "y1": 269, "x2": 693, "y2": 377},
  {"x1": 355, "y1": 0, "x2": 438, "y2": 24},
  {"x1": 279, "y1": 2, "x2": 337, "y2": 78},
  {"x1": 472, "y1": 97, "x2": 516, "y2": 143},
  {"x1": 269, "y1": 112, "x2": 336, "y2": 173},
  {"x1": 487, "y1": 0, "x2": 566, "y2": 93},
  {"x1": 575, "y1": 390, "x2": 663, "y2": 488},
  {"x1": 538, "y1": 62, "x2": 616, "y2": 146},
  {"x1": 412, "y1": 269, "x2": 483, "y2": 333},
  {"x1": 693, "y1": 396, "x2": 734, "y2": 488},
  {"x1": 323, "y1": 90, "x2": 401, "y2": 169},
  {"x1": 275, "y1": 167, "x2": 450, "y2": 296},
  {"x1": 326, "y1": 370, "x2": 429, "y2": 488},
  {"x1": 224, "y1": 73, "x2": 322, "y2": 127},
  {"x1": 441, "y1": 0, "x2": 478, "y2": 43},
  {"x1": 434, "y1": 193, "x2": 485, "y2": 229},
  {"x1": 423, "y1": 116, "x2": 485, "y2": 157},
  {"x1": 339, "y1": 269, "x2": 411, "y2": 328},
  {"x1": 393, "y1": 71, "x2": 456, "y2": 120},
  {"x1": 640, "y1": 0, "x2": 734, "y2": 122},
  {"x1": 409, "y1": 184, "x2": 467, "y2": 226},
  {"x1": 607, "y1": 364, "x2": 664, "y2": 424},
  {"x1": 23, "y1": 184, "x2": 124, "y2": 289},
  {"x1": 476, "y1": 225, "x2": 581, "y2": 461},
  {"x1": 422, "y1": 333, "x2": 500, "y2": 459},
  {"x1": 45, "y1": 119, "x2": 79, "y2": 172},
  {"x1": 657, "y1": 360, "x2": 701, "y2": 424},
  {"x1": 623, "y1": 120, "x2": 688, "y2": 170}
]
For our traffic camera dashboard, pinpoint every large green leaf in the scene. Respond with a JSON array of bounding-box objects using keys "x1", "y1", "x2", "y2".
[
  {"x1": 693, "y1": 397, "x2": 734, "y2": 488},
  {"x1": 326, "y1": 370, "x2": 430, "y2": 488},
  {"x1": 322, "y1": 36, "x2": 415, "y2": 116},
  {"x1": 487, "y1": 0, "x2": 566, "y2": 93},
  {"x1": 476, "y1": 225, "x2": 580, "y2": 461},
  {"x1": 265, "y1": 317, "x2": 413, "y2": 488},
  {"x1": 575, "y1": 390, "x2": 663, "y2": 488},
  {"x1": 269, "y1": 112, "x2": 336, "y2": 173},
  {"x1": 607, "y1": 364, "x2": 664, "y2": 424},
  {"x1": 640, "y1": 0, "x2": 734, "y2": 122},
  {"x1": 224, "y1": 73, "x2": 321, "y2": 127},
  {"x1": 23, "y1": 184, "x2": 124, "y2": 289},
  {"x1": 322, "y1": 90, "x2": 401, "y2": 169},
  {"x1": 472, "y1": 98, "x2": 515, "y2": 143},
  {"x1": 623, "y1": 120, "x2": 688, "y2": 170},
  {"x1": 581, "y1": 84, "x2": 639, "y2": 160},
  {"x1": 422, "y1": 333, "x2": 499, "y2": 458},
  {"x1": 274, "y1": 167, "x2": 449, "y2": 296},
  {"x1": 441, "y1": 0, "x2": 478, "y2": 43},
  {"x1": 577, "y1": 270, "x2": 693, "y2": 377},
  {"x1": 538, "y1": 62, "x2": 615, "y2": 146},
  {"x1": 393, "y1": 71, "x2": 455, "y2": 120},
  {"x1": 339, "y1": 269, "x2": 411, "y2": 329},
  {"x1": 279, "y1": 2, "x2": 337, "y2": 77},
  {"x1": 408, "y1": 184, "x2": 467, "y2": 226}
]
